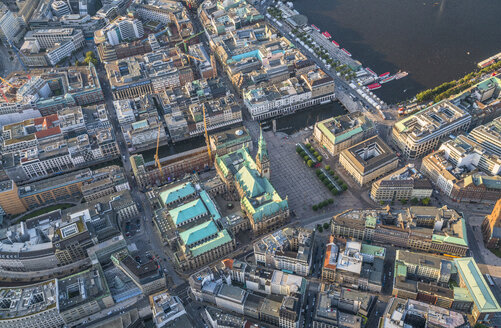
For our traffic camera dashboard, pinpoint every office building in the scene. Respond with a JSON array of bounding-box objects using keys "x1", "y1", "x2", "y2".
[
  {"x1": 105, "y1": 49, "x2": 194, "y2": 99},
  {"x1": 331, "y1": 206, "x2": 469, "y2": 257},
  {"x1": 370, "y1": 164, "x2": 433, "y2": 203},
  {"x1": 94, "y1": 16, "x2": 144, "y2": 46},
  {"x1": 339, "y1": 136, "x2": 399, "y2": 186},
  {"x1": 454, "y1": 257, "x2": 501, "y2": 325},
  {"x1": 0, "y1": 179, "x2": 27, "y2": 215},
  {"x1": 0, "y1": 280, "x2": 65, "y2": 328},
  {"x1": 312, "y1": 287, "x2": 373, "y2": 328},
  {"x1": 130, "y1": 146, "x2": 211, "y2": 188},
  {"x1": 321, "y1": 236, "x2": 385, "y2": 292},
  {"x1": 392, "y1": 100, "x2": 471, "y2": 159},
  {"x1": 421, "y1": 121, "x2": 501, "y2": 204},
  {"x1": 111, "y1": 250, "x2": 166, "y2": 295},
  {"x1": 381, "y1": 298, "x2": 466, "y2": 328},
  {"x1": 149, "y1": 291, "x2": 190, "y2": 328},
  {"x1": 313, "y1": 113, "x2": 375, "y2": 156},
  {"x1": 482, "y1": 199, "x2": 501, "y2": 249},
  {"x1": 57, "y1": 265, "x2": 114, "y2": 323},
  {"x1": 450, "y1": 76, "x2": 501, "y2": 129},
  {"x1": 97, "y1": 40, "x2": 152, "y2": 63},
  {"x1": 253, "y1": 227, "x2": 313, "y2": 276},
  {"x1": 209, "y1": 126, "x2": 252, "y2": 156},
  {"x1": 51, "y1": 1, "x2": 71, "y2": 17},
  {"x1": 0, "y1": 7, "x2": 25, "y2": 45}
]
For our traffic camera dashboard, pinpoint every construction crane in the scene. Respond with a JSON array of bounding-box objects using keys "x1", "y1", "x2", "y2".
[
  {"x1": 0, "y1": 76, "x2": 14, "y2": 88},
  {"x1": 175, "y1": 31, "x2": 204, "y2": 53},
  {"x1": 8, "y1": 40, "x2": 30, "y2": 79},
  {"x1": 179, "y1": 52, "x2": 204, "y2": 64},
  {"x1": 154, "y1": 125, "x2": 164, "y2": 178},
  {"x1": 202, "y1": 103, "x2": 212, "y2": 166}
]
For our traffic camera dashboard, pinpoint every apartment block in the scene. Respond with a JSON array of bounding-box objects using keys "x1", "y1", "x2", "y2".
[{"x1": 313, "y1": 112, "x2": 375, "y2": 156}]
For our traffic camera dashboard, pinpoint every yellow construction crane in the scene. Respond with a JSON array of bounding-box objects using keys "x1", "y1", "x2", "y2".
[
  {"x1": 202, "y1": 103, "x2": 212, "y2": 166},
  {"x1": 179, "y1": 52, "x2": 204, "y2": 64},
  {"x1": 154, "y1": 125, "x2": 163, "y2": 178},
  {"x1": 0, "y1": 76, "x2": 14, "y2": 88}
]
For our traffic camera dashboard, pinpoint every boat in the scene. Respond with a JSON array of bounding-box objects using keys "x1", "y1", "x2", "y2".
[
  {"x1": 322, "y1": 31, "x2": 331, "y2": 39},
  {"x1": 380, "y1": 75, "x2": 395, "y2": 84},
  {"x1": 365, "y1": 68, "x2": 377, "y2": 76},
  {"x1": 379, "y1": 72, "x2": 390, "y2": 78},
  {"x1": 341, "y1": 48, "x2": 351, "y2": 57},
  {"x1": 331, "y1": 40, "x2": 339, "y2": 47},
  {"x1": 395, "y1": 71, "x2": 409, "y2": 80},
  {"x1": 311, "y1": 24, "x2": 320, "y2": 31},
  {"x1": 359, "y1": 76, "x2": 375, "y2": 86},
  {"x1": 367, "y1": 83, "x2": 381, "y2": 90}
]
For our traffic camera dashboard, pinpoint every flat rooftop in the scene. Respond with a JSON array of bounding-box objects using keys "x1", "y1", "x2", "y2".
[{"x1": 341, "y1": 135, "x2": 398, "y2": 174}]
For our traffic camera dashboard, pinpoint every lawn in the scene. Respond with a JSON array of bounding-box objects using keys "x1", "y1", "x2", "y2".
[
  {"x1": 14, "y1": 204, "x2": 75, "y2": 223},
  {"x1": 488, "y1": 248, "x2": 501, "y2": 258}
]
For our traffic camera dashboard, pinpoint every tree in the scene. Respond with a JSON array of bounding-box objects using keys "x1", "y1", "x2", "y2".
[
  {"x1": 325, "y1": 165, "x2": 330, "y2": 170},
  {"x1": 85, "y1": 51, "x2": 95, "y2": 58},
  {"x1": 332, "y1": 189, "x2": 339, "y2": 195},
  {"x1": 341, "y1": 183, "x2": 348, "y2": 191},
  {"x1": 317, "y1": 226, "x2": 323, "y2": 233},
  {"x1": 312, "y1": 205, "x2": 318, "y2": 211},
  {"x1": 323, "y1": 222, "x2": 330, "y2": 230},
  {"x1": 410, "y1": 197, "x2": 419, "y2": 205},
  {"x1": 421, "y1": 197, "x2": 431, "y2": 206},
  {"x1": 328, "y1": 198, "x2": 334, "y2": 204},
  {"x1": 313, "y1": 151, "x2": 319, "y2": 156},
  {"x1": 296, "y1": 146, "x2": 302, "y2": 153},
  {"x1": 307, "y1": 160, "x2": 313, "y2": 167},
  {"x1": 379, "y1": 200, "x2": 385, "y2": 206},
  {"x1": 317, "y1": 156, "x2": 323, "y2": 162},
  {"x1": 75, "y1": 60, "x2": 81, "y2": 66},
  {"x1": 315, "y1": 169, "x2": 322, "y2": 176},
  {"x1": 400, "y1": 199, "x2": 408, "y2": 205},
  {"x1": 303, "y1": 155, "x2": 309, "y2": 161}
]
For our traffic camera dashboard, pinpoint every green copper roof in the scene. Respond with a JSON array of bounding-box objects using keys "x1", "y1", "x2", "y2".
[
  {"x1": 190, "y1": 230, "x2": 233, "y2": 257},
  {"x1": 432, "y1": 218, "x2": 468, "y2": 247},
  {"x1": 169, "y1": 199, "x2": 207, "y2": 226},
  {"x1": 179, "y1": 220, "x2": 218, "y2": 246},
  {"x1": 453, "y1": 287, "x2": 473, "y2": 303},
  {"x1": 365, "y1": 216, "x2": 377, "y2": 229},
  {"x1": 159, "y1": 182, "x2": 196, "y2": 205},
  {"x1": 454, "y1": 257, "x2": 501, "y2": 313},
  {"x1": 199, "y1": 190, "x2": 221, "y2": 221},
  {"x1": 396, "y1": 263, "x2": 407, "y2": 277},
  {"x1": 236, "y1": 166, "x2": 264, "y2": 197}
]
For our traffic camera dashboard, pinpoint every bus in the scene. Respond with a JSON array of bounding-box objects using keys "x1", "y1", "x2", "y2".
[{"x1": 485, "y1": 274, "x2": 495, "y2": 287}]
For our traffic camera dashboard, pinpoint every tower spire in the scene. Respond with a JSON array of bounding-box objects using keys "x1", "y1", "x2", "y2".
[
  {"x1": 256, "y1": 126, "x2": 270, "y2": 179},
  {"x1": 257, "y1": 126, "x2": 268, "y2": 163}
]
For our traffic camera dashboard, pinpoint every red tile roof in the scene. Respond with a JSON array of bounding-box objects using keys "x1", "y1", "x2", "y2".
[
  {"x1": 34, "y1": 114, "x2": 58, "y2": 128},
  {"x1": 35, "y1": 126, "x2": 61, "y2": 139}
]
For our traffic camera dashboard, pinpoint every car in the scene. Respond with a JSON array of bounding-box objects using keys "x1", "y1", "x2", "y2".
[
  {"x1": 135, "y1": 256, "x2": 141, "y2": 263},
  {"x1": 125, "y1": 232, "x2": 131, "y2": 237}
]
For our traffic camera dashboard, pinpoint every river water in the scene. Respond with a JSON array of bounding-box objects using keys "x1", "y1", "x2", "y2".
[{"x1": 292, "y1": 0, "x2": 501, "y2": 104}]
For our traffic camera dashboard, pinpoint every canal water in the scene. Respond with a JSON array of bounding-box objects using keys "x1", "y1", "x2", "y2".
[
  {"x1": 291, "y1": 0, "x2": 501, "y2": 103},
  {"x1": 263, "y1": 101, "x2": 348, "y2": 134}
]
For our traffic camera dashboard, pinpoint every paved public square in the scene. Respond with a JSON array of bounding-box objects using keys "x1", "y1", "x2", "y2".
[{"x1": 265, "y1": 130, "x2": 369, "y2": 219}]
